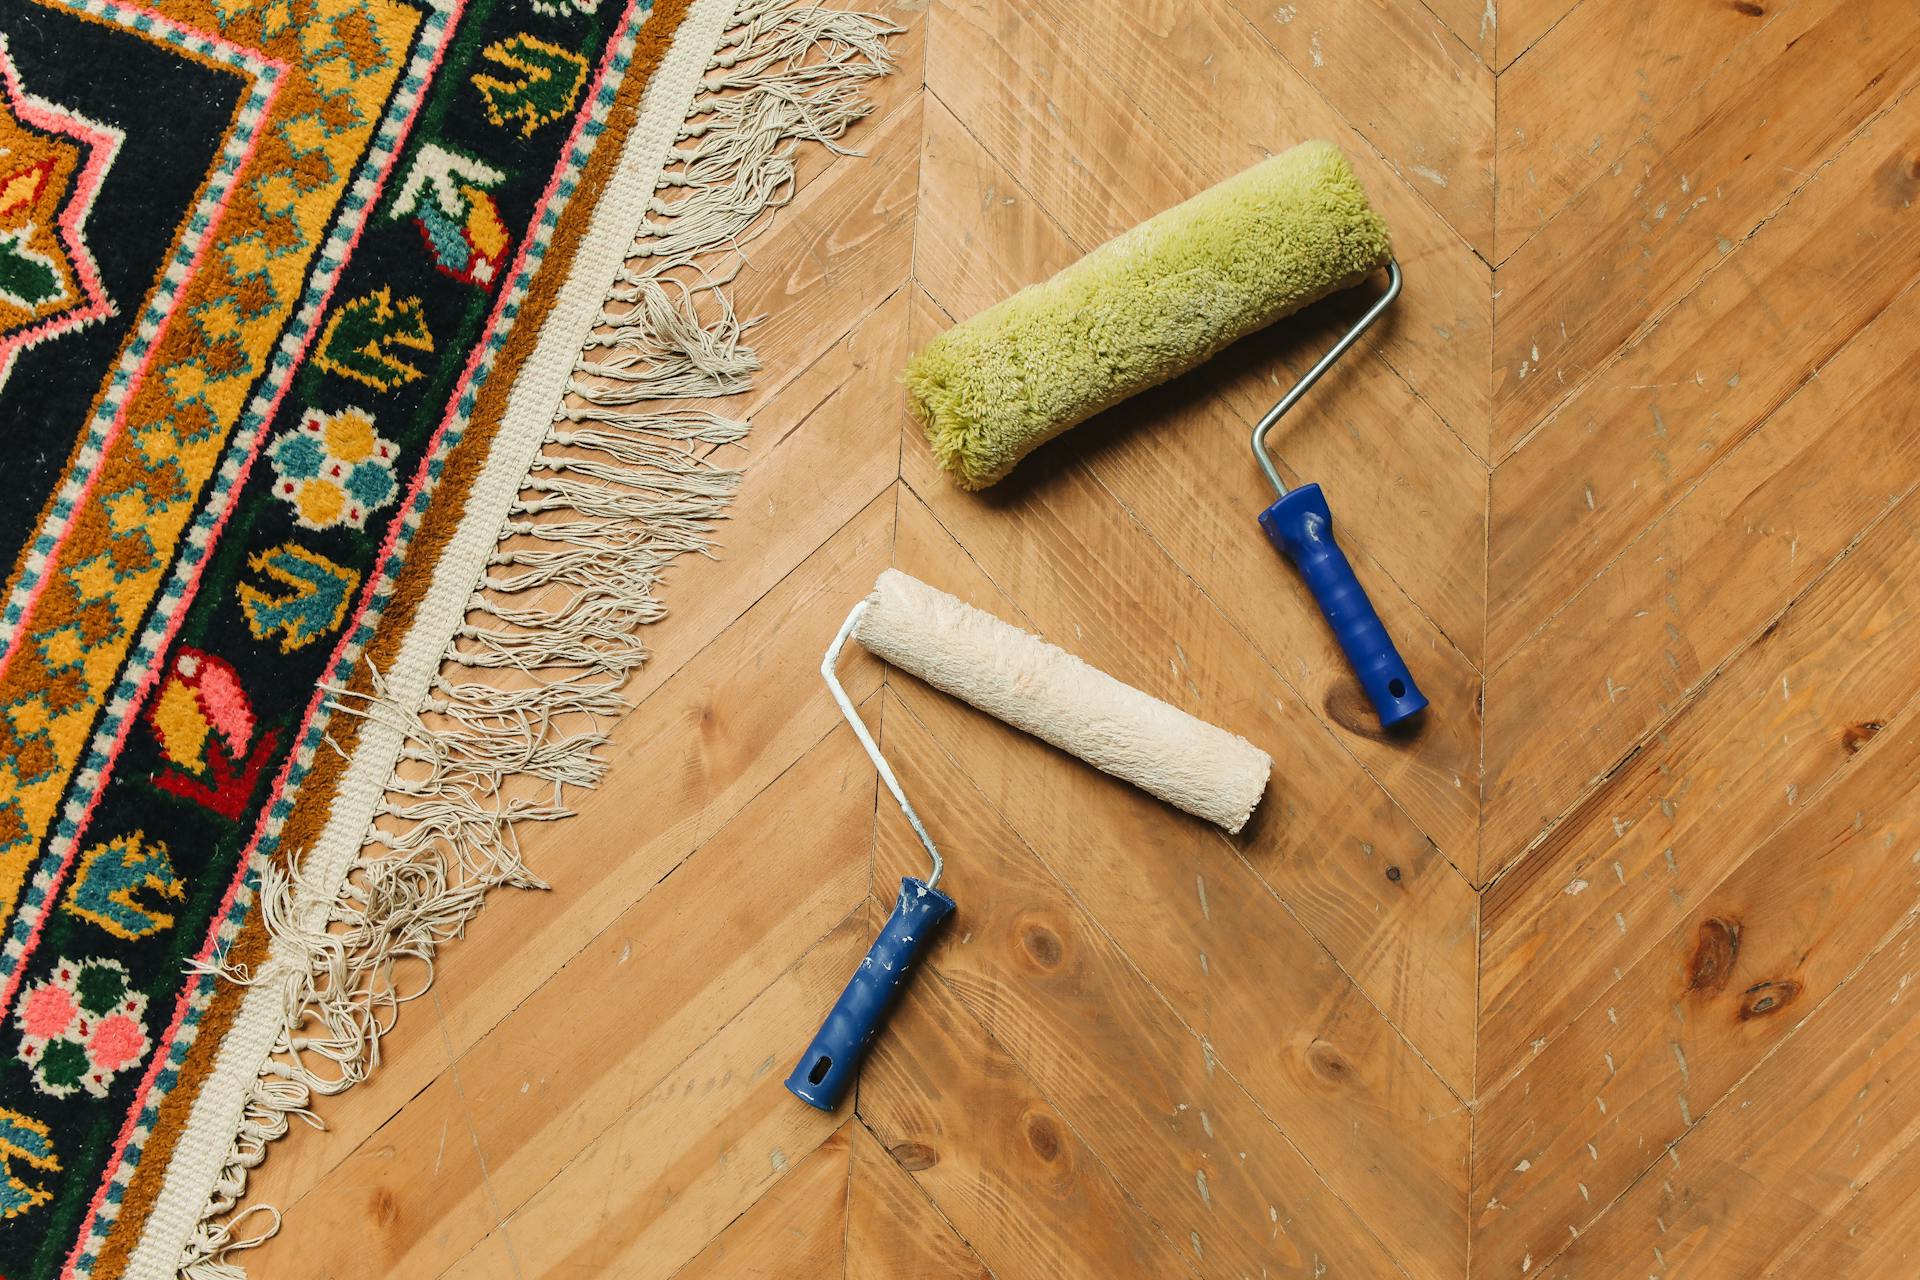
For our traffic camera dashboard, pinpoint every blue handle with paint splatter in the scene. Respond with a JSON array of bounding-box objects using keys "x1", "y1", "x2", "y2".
[
  {"x1": 1260, "y1": 483, "x2": 1428, "y2": 729},
  {"x1": 786, "y1": 876, "x2": 955, "y2": 1110}
]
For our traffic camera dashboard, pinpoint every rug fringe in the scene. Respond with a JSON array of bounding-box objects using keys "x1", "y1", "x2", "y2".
[{"x1": 177, "y1": 1, "x2": 898, "y2": 1272}]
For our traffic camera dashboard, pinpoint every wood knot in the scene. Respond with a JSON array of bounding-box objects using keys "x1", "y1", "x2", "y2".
[
  {"x1": 1324, "y1": 681, "x2": 1384, "y2": 740},
  {"x1": 1842, "y1": 721, "x2": 1885, "y2": 755},
  {"x1": 1024, "y1": 1112, "x2": 1064, "y2": 1162},
  {"x1": 1739, "y1": 978, "x2": 1800, "y2": 1020},
  {"x1": 1685, "y1": 917, "x2": 1741, "y2": 996},
  {"x1": 1305, "y1": 1039, "x2": 1352, "y2": 1084},
  {"x1": 1019, "y1": 921, "x2": 1064, "y2": 971},
  {"x1": 368, "y1": 1186, "x2": 401, "y2": 1229},
  {"x1": 1729, "y1": 1, "x2": 1765, "y2": 15},
  {"x1": 1324, "y1": 680, "x2": 1427, "y2": 744},
  {"x1": 889, "y1": 1141, "x2": 940, "y2": 1171},
  {"x1": 1876, "y1": 151, "x2": 1920, "y2": 207}
]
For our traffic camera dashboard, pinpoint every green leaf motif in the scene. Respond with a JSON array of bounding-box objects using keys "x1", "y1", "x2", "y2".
[
  {"x1": 0, "y1": 227, "x2": 62, "y2": 310},
  {"x1": 313, "y1": 286, "x2": 434, "y2": 391}
]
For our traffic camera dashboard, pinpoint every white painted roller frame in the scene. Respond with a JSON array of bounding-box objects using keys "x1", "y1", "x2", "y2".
[{"x1": 854, "y1": 569, "x2": 1272, "y2": 834}]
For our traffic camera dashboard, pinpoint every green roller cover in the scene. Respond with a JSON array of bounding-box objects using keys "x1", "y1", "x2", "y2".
[{"x1": 905, "y1": 140, "x2": 1393, "y2": 490}]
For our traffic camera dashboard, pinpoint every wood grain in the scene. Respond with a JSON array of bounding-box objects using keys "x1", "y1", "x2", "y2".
[
  {"x1": 845, "y1": 1121, "x2": 992, "y2": 1279},
  {"x1": 1221, "y1": 0, "x2": 1496, "y2": 257},
  {"x1": 675, "y1": 1126, "x2": 851, "y2": 1279},
  {"x1": 1542, "y1": 912, "x2": 1920, "y2": 1278},
  {"x1": 455, "y1": 720, "x2": 876, "y2": 1217},
  {"x1": 1764, "y1": 1130, "x2": 1920, "y2": 1277},
  {"x1": 1491, "y1": 0, "x2": 1920, "y2": 453},
  {"x1": 1494, "y1": 0, "x2": 1788, "y2": 258},
  {"x1": 1475, "y1": 709, "x2": 1920, "y2": 1274},
  {"x1": 874, "y1": 686, "x2": 1419, "y2": 1278},
  {"x1": 1488, "y1": 73, "x2": 1920, "y2": 661},
  {"x1": 1479, "y1": 496, "x2": 1920, "y2": 1094},
  {"x1": 497, "y1": 915, "x2": 865, "y2": 1279},
  {"x1": 861, "y1": 962, "x2": 1201, "y2": 1280},
  {"x1": 1484, "y1": 278, "x2": 1920, "y2": 875},
  {"x1": 1493, "y1": 0, "x2": 1583, "y2": 70}
]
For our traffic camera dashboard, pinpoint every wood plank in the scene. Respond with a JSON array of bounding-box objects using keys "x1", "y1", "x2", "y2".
[
  {"x1": 1220, "y1": 0, "x2": 1496, "y2": 257},
  {"x1": 926, "y1": 0, "x2": 1494, "y2": 453},
  {"x1": 455, "y1": 720, "x2": 877, "y2": 1217},
  {"x1": 1495, "y1": 0, "x2": 1582, "y2": 70},
  {"x1": 233, "y1": 968, "x2": 462, "y2": 1238},
  {"x1": 433, "y1": 489, "x2": 895, "y2": 1066},
  {"x1": 1763, "y1": 1131, "x2": 1920, "y2": 1277},
  {"x1": 872, "y1": 687, "x2": 1420, "y2": 1279},
  {"x1": 261, "y1": 1073, "x2": 500, "y2": 1280},
  {"x1": 1540, "y1": 912, "x2": 1920, "y2": 1278},
  {"x1": 1491, "y1": 0, "x2": 1920, "y2": 454},
  {"x1": 859, "y1": 960, "x2": 1201, "y2": 1280},
  {"x1": 264, "y1": 720, "x2": 876, "y2": 1274},
  {"x1": 436, "y1": 1231, "x2": 519, "y2": 1279},
  {"x1": 1479, "y1": 495, "x2": 1920, "y2": 1094},
  {"x1": 675, "y1": 1126, "x2": 852, "y2": 1279},
  {"x1": 1419, "y1": 0, "x2": 1497, "y2": 68},
  {"x1": 496, "y1": 916, "x2": 865, "y2": 1279},
  {"x1": 1473, "y1": 711, "x2": 1920, "y2": 1276},
  {"x1": 1488, "y1": 77, "x2": 1920, "y2": 663},
  {"x1": 898, "y1": 387, "x2": 1479, "y2": 1081},
  {"x1": 917, "y1": 94, "x2": 1492, "y2": 671},
  {"x1": 845, "y1": 1121, "x2": 992, "y2": 1280},
  {"x1": 1494, "y1": 0, "x2": 1790, "y2": 258},
  {"x1": 1482, "y1": 278, "x2": 1920, "y2": 876},
  {"x1": 887, "y1": 499, "x2": 1470, "y2": 1275}
]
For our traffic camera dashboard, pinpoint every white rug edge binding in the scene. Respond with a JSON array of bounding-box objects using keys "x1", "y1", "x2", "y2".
[{"x1": 115, "y1": 0, "x2": 899, "y2": 1272}]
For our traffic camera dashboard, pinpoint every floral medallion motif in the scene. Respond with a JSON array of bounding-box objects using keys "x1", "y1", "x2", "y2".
[
  {"x1": 265, "y1": 405, "x2": 402, "y2": 530},
  {"x1": 14, "y1": 958, "x2": 150, "y2": 1100}
]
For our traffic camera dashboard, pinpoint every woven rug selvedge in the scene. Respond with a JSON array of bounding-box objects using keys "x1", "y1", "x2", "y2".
[{"x1": 0, "y1": 0, "x2": 895, "y2": 1273}]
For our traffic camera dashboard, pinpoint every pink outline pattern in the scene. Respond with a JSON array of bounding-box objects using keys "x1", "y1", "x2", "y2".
[{"x1": 0, "y1": 39, "x2": 123, "y2": 389}]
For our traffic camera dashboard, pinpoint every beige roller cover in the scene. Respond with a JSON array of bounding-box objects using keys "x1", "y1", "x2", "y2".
[{"x1": 855, "y1": 570, "x2": 1272, "y2": 833}]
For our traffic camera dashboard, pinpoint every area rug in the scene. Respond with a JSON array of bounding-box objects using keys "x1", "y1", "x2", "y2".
[{"x1": 0, "y1": 0, "x2": 895, "y2": 1274}]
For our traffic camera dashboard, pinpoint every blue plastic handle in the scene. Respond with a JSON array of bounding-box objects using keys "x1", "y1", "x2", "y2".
[
  {"x1": 1258, "y1": 483, "x2": 1428, "y2": 728},
  {"x1": 786, "y1": 876, "x2": 955, "y2": 1110}
]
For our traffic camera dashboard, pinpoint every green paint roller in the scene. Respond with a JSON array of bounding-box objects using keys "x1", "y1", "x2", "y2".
[{"x1": 904, "y1": 140, "x2": 1427, "y2": 728}]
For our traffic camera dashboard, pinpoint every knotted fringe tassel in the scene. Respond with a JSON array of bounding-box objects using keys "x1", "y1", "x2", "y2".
[{"x1": 179, "y1": 2, "x2": 897, "y2": 1273}]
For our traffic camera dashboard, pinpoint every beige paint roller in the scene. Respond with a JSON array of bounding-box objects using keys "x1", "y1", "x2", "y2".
[
  {"x1": 787, "y1": 569, "x2": 1272, "y2": 1111},
  {"x1": 857, "y1": 569, "x2": 1271, "y2": 832}
]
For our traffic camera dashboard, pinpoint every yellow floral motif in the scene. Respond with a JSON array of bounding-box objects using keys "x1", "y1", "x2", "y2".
[
  {"x1": 266, "y1": 406, "x2": 401, "y2": 531},
  {"x1": 322, "y1": 406, "x2": 376, "y2": 461}
]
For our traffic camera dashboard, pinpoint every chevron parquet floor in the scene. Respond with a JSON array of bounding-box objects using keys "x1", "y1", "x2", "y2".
[{"x1": 248, "y1": 0, "x2": 1920, "y2": 1274}]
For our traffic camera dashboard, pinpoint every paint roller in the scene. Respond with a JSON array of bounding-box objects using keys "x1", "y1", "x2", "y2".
[
  {"x1": 904, "y1": 139, "x2": 1428, "y2": 729},
  {"x1": 786, "y1": 569, "x2": 1271, "y2": 1109}
]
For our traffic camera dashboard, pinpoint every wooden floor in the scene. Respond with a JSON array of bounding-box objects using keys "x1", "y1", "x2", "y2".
[{"x1": 248, "y1": 0, "x2": 1920, "y2": 1275}]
